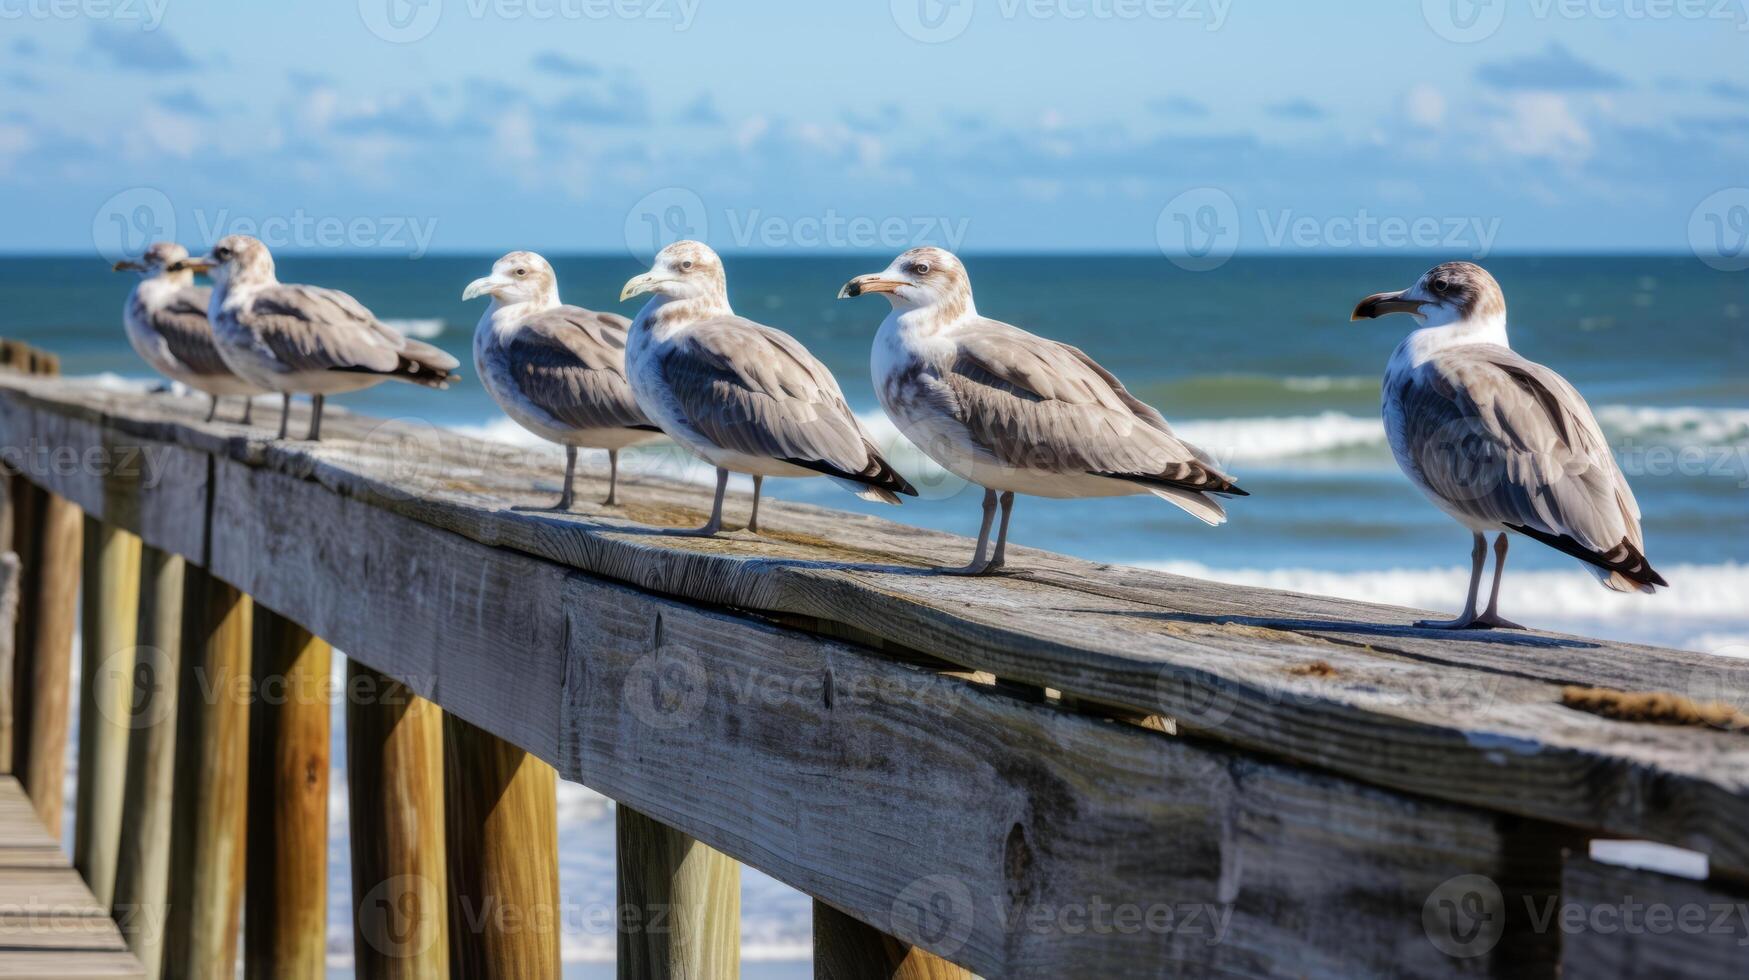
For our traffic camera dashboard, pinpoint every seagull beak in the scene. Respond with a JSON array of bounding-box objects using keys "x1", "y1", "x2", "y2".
[
  {"x1": 838, "y1": 274, "x2": 905, "y2": 299},
  {"x1": 461, "y1": 276, "x2": 505, "y2": 302},
  {"x1": 167, "y1": 257, "x2": 216, "y2": 274},
  {"x1": 112, "y1": 260, "x2": 145, "y2": 272},
  {"x1": 619, "y1": 272, "x2": 665, "y2": 303},
  {"x1": 1351, "y1": 290, "x2": 1424, "y2": 320}
]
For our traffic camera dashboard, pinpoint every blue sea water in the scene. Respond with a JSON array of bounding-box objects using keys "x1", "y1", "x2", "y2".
[{"x1": 15, "y1": 253, "x2": 1748, "y2": 969}]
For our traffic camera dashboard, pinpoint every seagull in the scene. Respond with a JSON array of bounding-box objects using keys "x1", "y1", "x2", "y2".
[
  {"x1": 174, "y1": 235, "x2": 460, "y2": 441},
  {"x1": 463, "y1": 251, "x2": 662, "y2": 509},
  {"x1": 1353, "y1": 261, "x2": 1666, "y2": 629},
  {"x1": 113, "y1": 241, "x2": 262, "y2": 423},
  {"x1": 840, "y1": 247, "x2": 1246, "y2": 574},
  {"x1": 619, "y1": 241, "x2": 916, "y2": 535}
]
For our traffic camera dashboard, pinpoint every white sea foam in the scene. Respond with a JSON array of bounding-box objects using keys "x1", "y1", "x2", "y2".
[{"x1": 382, "y1": 317, "x2": 447, "y2": 339}]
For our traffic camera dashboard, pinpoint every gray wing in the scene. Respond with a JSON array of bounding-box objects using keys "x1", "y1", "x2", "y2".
[
  {"x1": 1391, "y1": 345, "x2": 1661, "y2": 586},
  {"x1": 237, "y1": 284, "x2": 458, "y2": 376},
  {"x1": 505, "y1": 307, "x2": 651, "y2": 431},
  {"x1": 659, "y1": 316, "x2": 911, "y2": 492},
  {"x1": 945, "y1": 319, "x2": 1241, "y2": 494},
  {"x1": 149, "y1": 286, "x2": 231, "y2": 378}
]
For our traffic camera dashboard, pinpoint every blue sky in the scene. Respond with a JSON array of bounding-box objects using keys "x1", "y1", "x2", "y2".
[{"x1": 1, "y1": 0, "x2": 1746, "y2": 255}]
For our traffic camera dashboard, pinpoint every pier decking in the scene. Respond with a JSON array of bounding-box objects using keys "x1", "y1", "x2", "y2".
[{"x1": 2, "y1": 339, "x2": 1748, "y2": 977}]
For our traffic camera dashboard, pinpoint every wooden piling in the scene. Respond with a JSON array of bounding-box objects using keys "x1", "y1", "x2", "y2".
[
  {"x1": 443, "y1": 713, "x2": 561, "y2": 977},
  {"x1": 111, "y1": 545, "x2": 186, "y2": 980},
  {"x1": 162, "y1": 565, "x2": 252, "y2": 979},
  {"x1": 0, "y1": 552, "x2": 17, "y2": 778},
  {"x1": 616, "y1": 806, "x2": 740, "y2": 980},
  {"x1": 74, "y1": 518, "x2": 142, "y2": 907},
  {"x1": 244, "y1": 605, "x2": 332, "y2": 980},
  {"x1": 348, "y1": 660, "x2": 449, "y2": 979},
  {"x1": 11, "y1": 486, "x2": 82, "y2": 836},
  {"x1": 812, "y1": 901, "x2": 973, "y2": 980}
]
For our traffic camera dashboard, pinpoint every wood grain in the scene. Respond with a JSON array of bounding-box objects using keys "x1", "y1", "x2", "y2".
[
  {"x1": 347, "y1": 661, "x2": 450, "y2": 980},
  {"x1": 616, "y1": 805, "x2": 741, "y2": 980},
  {"x1": 13, "y1": 485, "x2": 81, "y2": 836},
  {"x1": 1560, "y1": 857, "x2": 1749, "y2": 977},
  {"x1": 110, "y1": 545, "x2": 184, "y2": 980},
  {"x1": 75, "y1": 519, "x2": 142, "y2": 908},
  {"x1": 443, "y1": 713, "x2": 561, "y2": 978},
  {"x1": 244, "y1": 605, "x2": 330, "y2": 980},
  {"x1": 1, "y1": 371, "x2": 1743, "y2": 883},
  {"x1": 161, "y1": 566, "x2": 251, "y2": 980},
  {"x1": 813, "y1": 900, "x2": 973, "y2": 980}
]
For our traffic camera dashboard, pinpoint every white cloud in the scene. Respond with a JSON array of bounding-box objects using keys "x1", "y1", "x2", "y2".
[
  {"x1": 1405, "y1": 84, "x2": 1446, "y2": 128},
  {"x1": 1487, "y1": 93, "x2": 1593, "y2": 163}
]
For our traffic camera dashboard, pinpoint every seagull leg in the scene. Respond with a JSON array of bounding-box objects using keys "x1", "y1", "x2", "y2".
[
  {"x1": 204, "y1": 395, "x2": 218, "y2": 423},
  {"x1": 987, "y1": 491, "x2": 1017, "y2": 571},
  {"x1": 240, "y1": 397, "x2": 254, "y2": 426},
  {"x1": 1416, "y1": 533, "x2": 1486, "y2": 629},
  {"x1": 554, "y1": 446, "x2": 577, "y2": 511},
  {"x1": 603, "y1": 449, "x2": 620, "y2": 507},
  {"x1": 1474, "y1": 533, "x2": 1527, "y2": 630},
  {"x1": 673, "y1": 467, "x2": 728, "y2": 537},
  {"x1": 306, "y1": 394, "x2": 325, "y2": 442},
  {"x1": 276, "y1": 394, "x2": 291, "y2": 440},
  {"x1": 940, "y1": 488, "x2": 999, "y2": 575},
  {"x1": 748, "y1": 475, "x2": 764, "y2": 534}
]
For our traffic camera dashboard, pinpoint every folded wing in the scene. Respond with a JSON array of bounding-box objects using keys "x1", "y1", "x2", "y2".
[{"x1": 506, "y1": 307, "x2": 652, "y2": 433}]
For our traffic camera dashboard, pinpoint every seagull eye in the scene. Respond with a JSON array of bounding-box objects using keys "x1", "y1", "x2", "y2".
[
  {"x1": 214, "y1": 247, "x2": 231, "y2": 261},
  {"x1": 1432, "y1": 277, "x2": 1451, "y2": 293},
  {"x1": 513, "y1": 268, "x2": 527, "y2": 278},
  {"x1": 681, "y1": 259, "x2": 694, "y2": 271},
  {"x1": 912, "y1": 262, "x2": 931, "y2": 276}
]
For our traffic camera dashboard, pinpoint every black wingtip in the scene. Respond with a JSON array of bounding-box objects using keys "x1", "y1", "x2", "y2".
[{"x1": 1506, "y1": 524, "x2": 1667, "y2": 590}]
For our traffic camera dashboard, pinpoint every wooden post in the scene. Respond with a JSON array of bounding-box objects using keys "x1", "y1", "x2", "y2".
[
  {"x1": 616, "y1": 805, "x2": 740, "y2": 980},
  {"x1": 348, "y1": 659, "x2": 449, "y2": 979},
  {"x1": 11, "y1": 486, "x2": 82, "y2": 836},
  {"x1": 443, "y1": 713, "x2": 561, "y2": 977},
  {"x1": 0, "y1": 551, "x2": 17, "y2": 777},
  {"x1": 163, "y1": 565, "x2": 252, "y2": 979},
  {"x1": 74, "y1": 518, "x2": 142, "y2": 907},
  {"x1": 244, "y1": 605, "x2": 332, "y2": 980},
  {"x1": 812, "y1": 901, "x2": 974, "y2": 980},
  {"x1": 111, "y1": 545, "x2": 186, "y2": 980}
]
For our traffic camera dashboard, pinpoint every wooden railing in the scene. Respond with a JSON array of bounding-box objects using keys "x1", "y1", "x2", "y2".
[{"x1": 2, "y1": 337, "x2": 1748, "y2": 978}]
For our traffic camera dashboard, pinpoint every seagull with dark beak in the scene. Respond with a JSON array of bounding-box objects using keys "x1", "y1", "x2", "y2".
[
  {"x1": 113, "y1": 241, "x2": 262, "y2": 423},
  {"x1": 1353, "y1": 260, "x2": 1665, "y2": 629},
  {"x1": 174, "y1": 235, "x2": 460, "y2": 441}
]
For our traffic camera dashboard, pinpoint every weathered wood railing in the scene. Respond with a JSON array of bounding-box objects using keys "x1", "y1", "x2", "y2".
[{"x1": 2, "y1": 336, "x2": 1749, "y2": 978}]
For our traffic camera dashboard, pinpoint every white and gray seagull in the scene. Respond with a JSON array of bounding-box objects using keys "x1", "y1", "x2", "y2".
[
  {"x1": 174, "y1": 235, "x2": 460, "y2": 441},
  {"x1": 113, "y1": 241, "x2": 263, "y2": 423},
  {"x1": 463, "y1": 251, "x2": 662, "y2": 509},
  {"x1": 619, "y1": 240, "x2": 916, "y2": 535},
  {"x1": 1353, "y1": 261, "x2": 1666, "y2": 629},
  {"x1": 840, "y1": 247, "x2": 1246, "y2": 574}
]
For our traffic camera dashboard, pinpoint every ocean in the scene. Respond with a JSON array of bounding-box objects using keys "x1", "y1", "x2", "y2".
[{"x1": 10, "y1": 253, "x2": 1748, "y2": 972}]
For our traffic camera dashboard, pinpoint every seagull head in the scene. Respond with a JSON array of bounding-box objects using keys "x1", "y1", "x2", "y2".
[
  {"x1": 113, "y1": 241, "x2": 190, "y2": 282},
  {"x1": 838, "y1": 247, "x2": 973, "y2": 319},
  {"x1": 172, "y1": 234, "x2": 274, "y2": 289},
  {"x1": 1351, "y1": 261, "x2": 1505, "y2": 330},
  {"x1": 619, "y1": 240, "x2": 727, "y2": 305},
  {"x1": 463, "y1": 251, "x2": 559, "y2": 307}
]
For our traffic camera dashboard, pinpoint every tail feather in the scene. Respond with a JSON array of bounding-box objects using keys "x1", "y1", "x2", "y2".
[
  {"x1": 1506, "y1": 523, "x2": 1667, "y2": 593},
  {"x1": 1144, "y1": 486, "x2": 1227, "y2": 526},
  {"x1": 783, "y1": 443, "x2": 917, "y2": 502}
]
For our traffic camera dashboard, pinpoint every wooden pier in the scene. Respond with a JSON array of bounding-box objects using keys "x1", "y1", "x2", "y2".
[{"x1": 2, "y1": 337, "x2": 1748, "y2": 977}]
